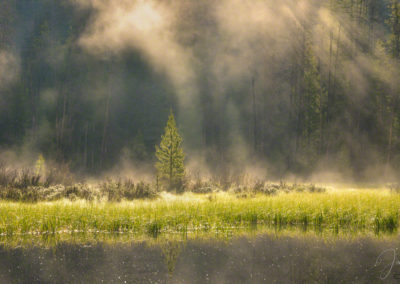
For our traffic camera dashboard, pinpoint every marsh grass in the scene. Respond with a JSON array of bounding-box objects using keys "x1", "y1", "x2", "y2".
[{"x1": 0, "y1": 190, "x2": 399, "y2": 244}]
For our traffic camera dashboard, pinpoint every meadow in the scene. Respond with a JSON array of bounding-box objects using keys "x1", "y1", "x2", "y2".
[{"x1": 0, "y1": 188, "x2": 399, "y2": 245}]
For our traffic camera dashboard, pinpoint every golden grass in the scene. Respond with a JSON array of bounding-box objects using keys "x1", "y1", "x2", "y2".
[{"x1": 0, "y1": 189, "x2": 398, "y2": 242}]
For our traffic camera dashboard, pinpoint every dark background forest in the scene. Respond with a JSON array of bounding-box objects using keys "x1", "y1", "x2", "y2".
[{"x1": 0, "y1": 0, "x2": 400, "y2": 181}]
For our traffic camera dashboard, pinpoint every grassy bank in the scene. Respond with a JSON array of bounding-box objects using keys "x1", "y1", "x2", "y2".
[{"x1": 0, "y1": 190, "x2": 399, "y2": 241}]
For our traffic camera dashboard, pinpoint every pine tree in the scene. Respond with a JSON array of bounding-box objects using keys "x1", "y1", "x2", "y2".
[{"x1": 155, "y1": 110, "x2": 185, "y2": 190}]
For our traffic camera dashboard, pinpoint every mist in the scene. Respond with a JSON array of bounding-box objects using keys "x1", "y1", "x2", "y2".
[{"x1": 0, "y1": 0, "x2": 398, "y2": 182}]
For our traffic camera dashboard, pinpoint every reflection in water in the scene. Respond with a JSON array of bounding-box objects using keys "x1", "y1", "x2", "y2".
[{"x1": 0, "y1": 234, "x2": 398, "y2": 283}]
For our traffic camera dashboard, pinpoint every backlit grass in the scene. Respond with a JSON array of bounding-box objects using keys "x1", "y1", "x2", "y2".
[{"x1": 0, "y1": 190, "x2": 399, "y2": 241}]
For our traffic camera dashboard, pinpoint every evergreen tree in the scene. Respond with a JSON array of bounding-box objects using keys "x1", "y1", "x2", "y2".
[{"x1": 155, "y1": 111, "x2": 185, "y2": 190}]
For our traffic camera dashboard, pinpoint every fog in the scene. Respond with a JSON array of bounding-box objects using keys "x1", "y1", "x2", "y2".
[{"x1": 0, "y1": 0, "x2": 398, "y2": 182}]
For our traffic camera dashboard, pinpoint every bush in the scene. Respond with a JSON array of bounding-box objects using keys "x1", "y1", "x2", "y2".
[
  {"x1": 100, "y1": 179, "x2": 158, "y2": 201},
  {"x1": 232, "y1": 181, "x2": 326, "y2": 198},
  {"x1": 0, "y1": 186, "x2": 41, "y2": 202},
  {"x1": 132, "y1": 181, "x2": 158, "y2": 199},
  {"x1": 186, "y1": 178, "x2": 214, "y2": 194},
  {"x1": 387, "y1": 183, "x2": 400, "y2": 193},
  {"x1": 43, "y1": 165, "x2": 74, "y2": 187},
  {"x1": 62, "y1": 184, "x2": 94, "y2": 201},
  {"x1": 0, "y1": 164, "x2": 74, "y2": 190}
]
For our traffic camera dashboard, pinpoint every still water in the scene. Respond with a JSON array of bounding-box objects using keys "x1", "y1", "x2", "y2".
[{"x1": 0, "y1": 233, "x2": 399, "y2": 283}]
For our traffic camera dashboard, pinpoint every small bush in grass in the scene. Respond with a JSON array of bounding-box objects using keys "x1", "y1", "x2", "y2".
[
  {"x1": 100, "y1": 179, "x2": 158, "y2": 201},
  {"x1": 187, "y1": 178, "x2": 214, "y2": 194},
  {"x1": 43, "y1": 165, "x2": 74, "y2": 187},
  {"x1": 13, "y1": 169, "x2": 41, "y2": 189},
  {"x1": 0, "y1": 166, "x2": 17, "y2": 187},
  {"x1": 231, "y1": 181, "x2": 326, "y2": 197},
  {"x1": 63, "y1": 184, "x2": 94, "y2": 201},
  {"x1": 0, "y1": 163, "x2": 74, "y2": 190},
  {"x1": 306, "y1": 184, "x2": 326, "y2": 193},
  {"x1": 123, "y1": 181, "x2": 157, "y2": 200},
  {"x1": 387, "y1": 183, "x2": 400, "y2": 193},
  {"x1": 0, "y1": 186, "x2": 41, "y2": 202},
  {"x1": 133, "y1": 181, "x2": 158, "y2": 199}
]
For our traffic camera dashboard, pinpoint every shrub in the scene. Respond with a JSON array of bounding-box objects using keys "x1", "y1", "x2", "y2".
[
  {"x1": 0, "y1": 164, "x2": 74, "y2": 190},
  {"x1": 43, "y1": 165, "x2": 74, "y2": 187},
  {"x1": 387, "y1": 183, "x2": 400, "y2": 193},
  {"x1": 187, "y1": 178, "x2": 214, "y2": 194},
  {"x1": 231, "y1": 181, "x2": 326, "y2": 197},
  {"x1": 100, "y1": 179, "x2": 158, "y2": 201}
]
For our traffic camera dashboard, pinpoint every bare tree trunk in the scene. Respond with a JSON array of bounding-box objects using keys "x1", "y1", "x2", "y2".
[
  {"x1": 169, "y1": 131, "x2": 173, "y2": 187},
  {"x1": 385, "y1": 105, "x2": 396, "y2": 177},
  {"x1": 60, "y1": 90, "x2": 67, "y2": 144},
  {"x1": 101, "y1": 91, "x2": 111, "y2": 165},
  {"x1": 387, "y1": 101, "x2": 397, "y2": 166},
  {"x1": 327, "y1": 29, "x2": 333, "y2": 124},
  {"x1": 84, "y1": 122, "x2": 88, "y2": 168},
  {"x1": 29, "y1": 67, "x2": 37, "y2": 141},
  {"x1": 289, "y1": 48, "x2": 297, "y2": 170},
  {"x1": 101, "y1": 63, "x2": 113, "y2": 167},
  {"x1": 332, "y1": 24, "x2": 341, "y2": 104},
  {"x1": 252, "y1": 76, "x2": 257, "y2": 153},
  {"x1": 368, "y1": 0, "x2": 376, "y2": 51},
  {"x1": 318, "y1": 33, "x2": 324, "y2": 155},
  {"x1": 387, "y1": 113, "x2": 394, "y2": 165},
  {"x1": 319, "y1": 88, "x2": 323, "y2": 155}
]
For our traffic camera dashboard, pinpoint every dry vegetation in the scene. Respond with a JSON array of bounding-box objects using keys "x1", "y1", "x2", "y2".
[{"x1": 0, "y1": 165, "x2": 326, "y2": 202}]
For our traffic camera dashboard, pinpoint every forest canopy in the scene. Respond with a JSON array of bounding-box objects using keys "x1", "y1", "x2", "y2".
[{"x1": 0, "y1": 0, "x2": 399, "y2": 181}]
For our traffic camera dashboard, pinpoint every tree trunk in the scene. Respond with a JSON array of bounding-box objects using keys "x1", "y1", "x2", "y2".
[
  {"x1": 101, "y1": 64, "x2": 112, "y2": 167},
  {"x1": 84, "y1": 122, "x2": 88, "y2": 168},
  {"x1": 252, "y1": 76, "x2": 257, "y2": 153},
  {"x1": 169, "y1": 130, "x2": 173, "y2": 187}
]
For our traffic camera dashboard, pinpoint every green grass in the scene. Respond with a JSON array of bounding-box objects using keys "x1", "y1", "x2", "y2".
[{"x1": 0, "y1": 190, "x2": 399, "y2": 242}]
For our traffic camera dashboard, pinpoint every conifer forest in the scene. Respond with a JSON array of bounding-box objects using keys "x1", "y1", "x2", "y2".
[{"x1": 1, "y1": 0, "x2": 400, "y2": 182}]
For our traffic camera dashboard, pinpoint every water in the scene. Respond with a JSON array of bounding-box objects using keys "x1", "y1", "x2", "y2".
[{"x1": 0, "y1": 234, "x2": 399, "y2": 283}]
